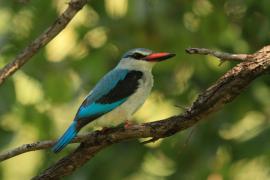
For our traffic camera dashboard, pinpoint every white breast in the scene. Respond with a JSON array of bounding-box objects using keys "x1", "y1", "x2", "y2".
[
  {"x1": 121, "y1": 71, "x2": 154, "y2": 118},
  {"x1": 93, "y1": 71, "x2": 153, "y2": 127}
]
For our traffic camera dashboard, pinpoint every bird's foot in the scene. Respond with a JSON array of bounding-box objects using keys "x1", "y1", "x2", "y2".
[{"x1": 124, "y1": 120, "x2": 133, "y2": 129}]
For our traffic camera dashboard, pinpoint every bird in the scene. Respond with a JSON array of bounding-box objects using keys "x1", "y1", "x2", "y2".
[{"x1": 52, "y1": 48, "x2": 175, "y2": 153}]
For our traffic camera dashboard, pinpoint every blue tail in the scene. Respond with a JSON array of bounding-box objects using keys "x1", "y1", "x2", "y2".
[{"x1": 52, "y1": 121, "x2": 77, "y2": 153}]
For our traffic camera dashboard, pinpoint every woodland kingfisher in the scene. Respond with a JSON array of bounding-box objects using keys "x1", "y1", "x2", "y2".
[{"x1": 52, "y1": 48, "x2": 175, "y2": 153}]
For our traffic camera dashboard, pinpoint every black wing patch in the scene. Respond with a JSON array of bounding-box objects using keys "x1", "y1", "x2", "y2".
[
  {"x1": 96, "y1": 70, "x2": 143, "y2": 104},
  {"x1": 76, "y1": 114, "x2": 102, "y2": 131}
]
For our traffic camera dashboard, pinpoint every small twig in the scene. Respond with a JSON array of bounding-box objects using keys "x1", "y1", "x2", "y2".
[
  {"x1": 0, "y1": 141, "x2": 54, "y2": 162},
  {"x1": 0, "y1": 0, "x2": 88, "y2": 87},
  {"x1": 183, "y1": 126, "x2": 196, "y2": 148},
  {"x1": 176, "y1": 126, "x2": 196, "y2": 156},
  {"x1": 174, "y1": 104, "x2": 189, "y2": 111},
  {"x1": 185, "y1": 48, "x2": 251, "y2": 62}
]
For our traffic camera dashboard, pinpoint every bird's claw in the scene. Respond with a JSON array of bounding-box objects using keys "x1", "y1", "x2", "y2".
[{"x1": 124, "y1": 120, "x2": 133, "y2": 129}]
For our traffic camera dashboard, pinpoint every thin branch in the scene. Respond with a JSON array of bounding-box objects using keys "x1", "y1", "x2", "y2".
[
  {"x1": 0, "y1": 0, "x2": 88, "y2": 86},
  {"x1": 29, "y1": 46, "x2": 270, "y2": 179},
  {"x1": 0, "y1": 141, "x2": 54, "y2": 162},
  {"x1": 0, "y1": 134, "x2": 89, "y2": 162},
  {"x1": 185, "y1": 47, "x2": 252, "y2": 61}
]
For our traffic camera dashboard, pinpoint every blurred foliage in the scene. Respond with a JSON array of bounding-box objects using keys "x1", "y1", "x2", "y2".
[{"x1": 0, "y1": 0, "x2": 270, "y2": 179}]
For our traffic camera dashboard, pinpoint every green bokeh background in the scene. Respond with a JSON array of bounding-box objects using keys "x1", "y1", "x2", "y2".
[{"x1": 0, "y1": 0, "x2": 270, "y2": 179}]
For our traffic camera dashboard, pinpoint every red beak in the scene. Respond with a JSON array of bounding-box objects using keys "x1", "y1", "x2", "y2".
[{"x1": 143, "y1": 52, "x2": 176, "y2": 62}]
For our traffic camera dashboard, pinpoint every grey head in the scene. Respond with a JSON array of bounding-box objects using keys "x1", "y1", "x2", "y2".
[
  {"x1": 122, "y1": 48, "x2": 153, "y2": 60},
  {"x1": 121, "y1": 48, "x2": 175, "y2": 62}
]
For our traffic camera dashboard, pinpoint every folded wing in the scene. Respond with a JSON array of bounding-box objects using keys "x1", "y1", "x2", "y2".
[{"x1": 52, "y1": 69, "x2": 143, "y2": 153}]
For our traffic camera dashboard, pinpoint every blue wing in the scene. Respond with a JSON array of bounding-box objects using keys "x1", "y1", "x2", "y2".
[
  {"x1": 52, "y1": 69, "x2": 143, "y2": 153},
  {"x1": 75, "y1": 69, "x2": 143, "y2": 127}
]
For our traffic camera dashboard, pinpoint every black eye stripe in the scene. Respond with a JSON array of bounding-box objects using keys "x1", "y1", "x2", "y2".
[
  {"x1": 123, "y1": 52, "x2": 148, "y2": 59},
  {"x1": 130, "y1": 52, "x2": 146, "y2": 59}
]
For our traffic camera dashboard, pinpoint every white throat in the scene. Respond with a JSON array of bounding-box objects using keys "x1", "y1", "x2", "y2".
[{"x1": 116, "y1": 58, "x2": 155, "y2": 72}]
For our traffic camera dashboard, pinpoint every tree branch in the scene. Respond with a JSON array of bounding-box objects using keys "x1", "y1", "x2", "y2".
[
  {"x1": 0, "y1": 0, "x2": 88, "y2": 86},
  {"x1": 186, "y1": 47, "x2": 252, "y2": 61},
  {"x1": 0, "y1": 134, "x2": 89, "y2": 162},
  {"x1": 27, "y1": 46, "x2": 269, "y2": 179}
]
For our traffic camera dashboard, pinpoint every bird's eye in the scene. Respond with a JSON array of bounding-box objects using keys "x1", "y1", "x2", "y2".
[{"x1": 131, "y1": 53, "x2": 145, "y2": 59}]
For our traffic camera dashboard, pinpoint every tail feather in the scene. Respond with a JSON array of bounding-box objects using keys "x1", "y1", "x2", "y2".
[{"x1": 52, "y1": 121, "x2": 77, "y2": 153}]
